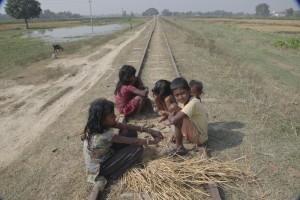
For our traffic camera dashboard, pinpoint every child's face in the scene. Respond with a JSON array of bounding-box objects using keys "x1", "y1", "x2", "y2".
[
  {"x1": 172, "y1": 88, "x2": 190, "y2": 104},
  {"x1": 102, "y1": 111, "x2": 117, "y2": 128},
  {"x1": 191, "y1": 86, "x2": 200, "y2": 96},
  {"x1": 128, "y1": 75, "x2": 136, "y2": 84}
]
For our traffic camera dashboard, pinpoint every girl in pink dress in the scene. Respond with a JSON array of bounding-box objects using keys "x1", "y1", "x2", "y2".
[{"x1": 114, "y1": 65, "x2": 151, "y2": 116}]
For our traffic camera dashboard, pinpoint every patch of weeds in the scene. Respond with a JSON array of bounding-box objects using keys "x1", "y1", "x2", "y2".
[
  {"x1": 185, "y1": 35, "x2": 221, "y2": 55},
  {"x1": 45, "y1": 65, "x2": 65, "y2": 80},
  {"x1": 273, "y1": 37, "x2": 300, "y2": 49}
]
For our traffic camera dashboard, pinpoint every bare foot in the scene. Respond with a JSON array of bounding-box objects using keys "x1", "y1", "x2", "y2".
[{"x1": 168, "y1": 135, "x2": 176, "y2": 143}]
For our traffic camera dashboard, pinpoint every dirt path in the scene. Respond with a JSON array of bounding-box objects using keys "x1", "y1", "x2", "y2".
[{"x1": 0, "y1": 24, "x2": 148, "y2": 169}]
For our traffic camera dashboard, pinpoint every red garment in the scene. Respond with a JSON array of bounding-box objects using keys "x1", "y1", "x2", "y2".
[{"x1": 115, "y1": 85, "x2": 140, "y2": 115}]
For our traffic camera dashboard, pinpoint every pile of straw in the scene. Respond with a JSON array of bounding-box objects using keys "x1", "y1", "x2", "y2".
[{"x1": 108, "y1": 155, "x2": 256, "y2": 200}]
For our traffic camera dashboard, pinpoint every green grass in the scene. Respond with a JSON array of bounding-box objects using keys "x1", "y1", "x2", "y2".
[
  {"x1": 0, "y1": 30, "x2": 50, "y2": 77},
  {"x1": 274, "y1": 37, "x2": 300, "y2": 49},
  {"x1": 162, "y1": 17, "x2": 300, "y2": 199},
  {"x1": 0, "y1": 18, "x2": 147, "y2": 81}
]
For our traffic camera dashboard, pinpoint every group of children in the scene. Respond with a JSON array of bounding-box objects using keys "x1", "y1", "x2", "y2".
[{"x1": 81, "y1": 64, "x2": 208, "y2": 197}]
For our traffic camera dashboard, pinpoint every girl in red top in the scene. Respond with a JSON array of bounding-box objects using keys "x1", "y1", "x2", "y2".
[{"x1": 114, "y1": 65, "x2": 151, "y2": 116}]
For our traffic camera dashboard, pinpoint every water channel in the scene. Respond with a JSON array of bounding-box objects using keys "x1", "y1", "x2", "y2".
[{"x1": 24, "y1": 24, "x2": 129, "y2": 44}]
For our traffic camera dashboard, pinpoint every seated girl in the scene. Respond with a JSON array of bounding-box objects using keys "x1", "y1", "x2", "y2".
[
  {"x1": 114, "y1": 65, "x2": 153, "y2": 117},
  {"x1": 152, "y1": 79, "x2": 177, "y2": 122},
  {"x1": 82, "y1": 98, "x2": 163, "y2": 198}
]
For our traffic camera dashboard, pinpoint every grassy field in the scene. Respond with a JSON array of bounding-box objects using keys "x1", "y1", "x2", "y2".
[
  {"x1": 162, "y1": 17, "x2": 300, "y2": 199},
  {"x1": 0, "y1": 17, "x2": 146, "y2": 84}
]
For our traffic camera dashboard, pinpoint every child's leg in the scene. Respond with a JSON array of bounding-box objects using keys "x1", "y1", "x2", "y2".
[
  {"x1": 173, "y1": 118, "x2": 184, "y2": 148},
  {"x1": 134, "y1": 96, "x2": 146, "y2": 115},
  {"x1": 111, "y1": 130, "x2": 137, "y2": 150},
  {"x1": 181, "y1": 117, "x2": 206, "y2": 145},
  {"x1": 153, "y1": 96, "x2": 165, "y2": 111},
  {"x1": 145, "y1": 97, "x2": 154, "y2": 113},
  {"x1": 99, "y1": 145, "x2": 144, "y2": 180}
]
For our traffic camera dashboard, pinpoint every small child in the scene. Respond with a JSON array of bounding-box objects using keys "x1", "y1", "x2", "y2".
[
  {"x1": 152, "y1": 79, "x2": 177, "y2": 122},
  {"x1": 164, "y1": 77, "x2": 208, "y2": 155},
  {"x1": 82, "y1": 98, "x2": 163, "y2": 197},
  {"x1": 189, "y1": 80, "x2": 203, "y2": 102},
  {"x1": 114, "y1": 65, "x2": 153, "y2": 116}
]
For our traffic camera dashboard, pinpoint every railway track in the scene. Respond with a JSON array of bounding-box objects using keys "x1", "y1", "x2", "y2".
[
  {"x1": 140, "y1": 16, "x2": 222, "y2": 200},
  {"x1": 94, "y1": 16, "x2": 222, "y2": 200}
]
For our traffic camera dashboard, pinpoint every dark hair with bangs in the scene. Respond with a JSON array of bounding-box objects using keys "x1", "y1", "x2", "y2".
[
  {"x1": 152, "y1": 79, "x2": 172, "y2": 99},
  {"x1": 114, "y1": 65, "x2": 136, "y2": 95},
  {"x1": 170, "y1": 77, "x2": 190, "y2": 91},
  {"x1": 81, "y1": 98, "x2": 115, "y2": 142}
]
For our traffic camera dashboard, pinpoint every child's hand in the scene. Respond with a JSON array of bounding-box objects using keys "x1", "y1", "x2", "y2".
[
  {"x1": 152, "y1": 137, "x2": 162, "y2": 144},
  {"x1": 164, "y1": 119, "x2": 171, "y2": 126},
  {"x1": 161, "y1": 111, "x2": 168, "y2": 116},
  {"x1": 150, "y1": 130, "x2": 164, "y2": 140},
  {"x1": 144, "y1": 88, "x2": 149, "y2": 96},
  {"x1": 158, "y1": 115, "x2": 167, "y2": 123}
]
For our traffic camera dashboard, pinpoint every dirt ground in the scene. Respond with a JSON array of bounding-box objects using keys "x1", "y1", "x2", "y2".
[
  {"x1": 0, "y1": 24, "x2": 148, "y2": 171},
  {"x1": 0, "y1": 20, "x2": 160, "y2": 200},
  {"x1": 0, "y1": 17, "x2": 299, "y2": 200}
]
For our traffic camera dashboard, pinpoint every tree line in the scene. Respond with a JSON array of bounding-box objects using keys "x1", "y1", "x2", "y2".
[{"x1": 2, "y1": 0, "x2": 300, "y2": 29}]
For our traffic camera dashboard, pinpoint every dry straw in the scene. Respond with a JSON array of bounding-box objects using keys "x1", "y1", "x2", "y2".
[{"x1": 108, "y1": 155, "x2": 256, "y2": 200}]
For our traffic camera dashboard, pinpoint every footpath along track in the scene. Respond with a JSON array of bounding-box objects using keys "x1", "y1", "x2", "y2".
[{"x1": 95, "y1": 16, "x2": 222, "y2": 200}]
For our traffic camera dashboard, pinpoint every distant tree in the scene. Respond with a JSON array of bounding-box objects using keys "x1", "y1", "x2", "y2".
[
  {"x1": 5, "y1": 0, "x2": 42, "y2": 29},
  {"x1": 255, "y1": 3, "x2": 270, "y2": 16},
  {"x1": 130, "y1": 12, "x2": 135, "y2": 17},
  {"x1": 186, "y1": 11, "x2": 193, "y2": 16},
  {"x1": 172, "y1": 12, "x2": 180, "y2": 16},
  {"x1": 40, "y1": 9, "x2": 56, "y2": 19},
  {"x1": 285, "y1": 8, "x2": 294, "y2": 16},
  {"x1": 142, "y1": 8, "x2": 159, "y2": 16},
  {"x1": 0, "y1": 13, "x2": 12, "y2": 20},
  {"x1": 294, "y1": 10, "x2": 300, "y2": 16},
  {"x1": 40, "y1": 10, "x2": 82, "y2": 19},
  {"x1": 161, "y1": 9, "x2": 172, "y2": 16}
]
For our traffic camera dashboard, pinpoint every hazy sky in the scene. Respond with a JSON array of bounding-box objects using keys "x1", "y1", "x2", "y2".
[{"x1": 0, "y1": 0, "x2": 299, "y2": 15}]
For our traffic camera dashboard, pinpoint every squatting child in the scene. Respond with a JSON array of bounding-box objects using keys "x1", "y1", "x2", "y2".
[
  {"x1": 114, "y1": 65, "x2": 153, "y2": 117},
  {"x1": 152, "y1": 79, "x2": 177, "y2": 122},
  {"x1": 165, "y1": 77, "x2": 208, "y2": 155}
]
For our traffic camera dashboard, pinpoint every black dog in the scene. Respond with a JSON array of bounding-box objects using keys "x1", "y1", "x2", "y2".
[{"x1": 52, "y1": 44, "x2": 64, "y2": 53}]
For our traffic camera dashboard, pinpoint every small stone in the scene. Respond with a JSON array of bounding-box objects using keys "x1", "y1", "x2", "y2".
[{"x1": 52, "y1": 148, "x2": 58, "y2": 153}]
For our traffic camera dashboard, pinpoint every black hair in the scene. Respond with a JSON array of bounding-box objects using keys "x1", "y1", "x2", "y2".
[
  {"x1": 114, "y1": 65, "x2": 136, "y2": 95},
  {"x1": 152, "y1": 79, "x2": 172, "y2": 99},
  {"x1": 189, "y1": 80, "x2": 203, "y2": 94},
  {"x1": 81, "y1": 98, "x2": 115, "y2": 141},
  {"x1": 170, "y1": 77, "x2": 190, "y2": 91}
]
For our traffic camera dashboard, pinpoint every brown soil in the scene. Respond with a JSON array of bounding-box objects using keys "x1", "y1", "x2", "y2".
[{"x1": 0, "y1": 21, "x2": 154, "y2": 199}]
